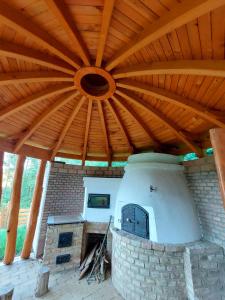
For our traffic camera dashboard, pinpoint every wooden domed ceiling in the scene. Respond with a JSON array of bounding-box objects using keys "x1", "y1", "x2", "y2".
[{"x1": 0, "y1": 0, "x2": 225, "y2": 163}]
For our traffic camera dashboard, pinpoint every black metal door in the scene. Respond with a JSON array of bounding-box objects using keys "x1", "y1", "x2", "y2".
[{"x1": 122, "y1": 204, "x2": 149, "y2": 239}]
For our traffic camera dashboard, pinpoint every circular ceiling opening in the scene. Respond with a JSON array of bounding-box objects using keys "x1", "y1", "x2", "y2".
[{"x1": 80, "y1": 73, "x2": 109, "y2": 97}]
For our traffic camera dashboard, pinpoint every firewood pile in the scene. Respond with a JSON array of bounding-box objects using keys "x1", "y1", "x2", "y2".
[{"x1": 79, "y1": 216, "x2": 112, "y2": 283}]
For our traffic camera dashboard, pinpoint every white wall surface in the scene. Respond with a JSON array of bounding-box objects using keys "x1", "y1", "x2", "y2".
[
  {"x1": 83, "y1": 177, "x2": 121, "y2": 222},
  {"x1": 114, "y1": 153, "x2": 201, "y2": 244}
]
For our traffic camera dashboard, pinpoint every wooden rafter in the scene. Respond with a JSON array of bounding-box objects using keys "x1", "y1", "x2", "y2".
[
  {"x1": 51, "y1": 95, "x2": 86, "y2": 160},
  {"x1": 111, "y1": 95, "x2": 161, "y2": 150},
  {"x1": 14, "y1": 91, "x2": 79, "y2": 153},
  {"x1": 97, "y1": 100, "x2": 111, "y2": 162},
  {"x1": 106, "y1": 0, "x2": 225, "y2": 70},
  {"x1": 0, "y1": 41, "x2": 75, "y2": 75},
  {"x1": 95, "y1": 0, "x2": 115, "y2": 67},
  {"x1": 0, "y1": 71, "x2": 73, "y2": 85},
  {"x1": 106, "y1": 99, "x2": 134, "y2": 153},
  {"x1": 0, "y1": 1, "x2": 81, "y2": 69},
  {"x1": 113, "y1": 60, "x2": 225, "y2": 79},
  {"x1": 117, "y1": 80, "x2": 225, "y2": 128},
  {"x1": 0, "y1": 84, "x2": 75, "y2": 122},
  {"x1": 82, "y1": 99, "x2": 93, "y2": 164},
  {"x1": 45, "y1": 0, "x2": 90, "y2": 66},
  {"x1": 115, "y1": 89, "x2": 202, "y2": 156}
]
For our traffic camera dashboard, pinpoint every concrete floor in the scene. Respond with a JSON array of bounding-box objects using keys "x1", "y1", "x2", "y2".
[{"x1": 0, "y1": 258, "x2": 123, "y2": 300}]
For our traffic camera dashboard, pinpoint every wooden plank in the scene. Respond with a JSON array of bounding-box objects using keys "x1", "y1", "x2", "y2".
[
  {"x1": 111, "y1": 95, "x2": 161, "y2": 150},
  {"x1": 0, "y1": 84, "x2": 75, "y2": 122},
  {"x1": 0, "y1": 41, "x2": 75, "y2": 75},
  {"x1": 106, "y1": 0, "x2": 225, "y2": 70},
  {"x1": 115, "y1": 89, "x2": 202, "y2": 156},
  {"x1": 3, "y1": 155, "x2": 26, "y2": 265},
  {"x1": 210, "y1": 128, "x2": 225, "y2": 208},
  {"x1": 0, "y1": 71, "x2": 73, "y2": 85},
  {"x1": 106, "y1": 100, "x2": 133, "y2": 152},
  {"x1": 97, "y1": 101, "x2": 111, "y2": 163},
  {"x1": 95, "y1": 0, "x2": 115, "y2": 67},
  {"x1": 0, "y1": 1, "x2": 81, "y2": 68},
  {"x1": 45, "y1": 0, "x2": 90, "y2": 66},
  {"x1": 51, "y1": 95, "x2": 86, "y2": 160},
  {"x1": 21, "y1": 160, "x2": 47, "y2": 259},
  {"x1": 117, "y1": 80, "x2": 225, "y2": 128},
  {"x1": 82, "y1": 99, "x2": 93, "y2": 165},
  {"x1": 113, "y1": 60, "x2": 225, "y2": 78},
  {"x1": 14, "y1": 91, "x2": 79, "y2": 153}
]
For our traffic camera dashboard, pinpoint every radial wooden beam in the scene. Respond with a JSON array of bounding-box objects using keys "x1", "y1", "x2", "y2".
[
  {"x1": 97, "y1": 101, "x2": 111, "y2": 163},
  {"x1": 51, "y1": 95, "x2": 86, "y2": 160},
  {"x1": 14, "y1": 91, "x2": 79, "y2": 153},
  {"x1": 106, "y1": 99, "x2": 134, "y2": 153},
  {"x1": 0, "y1": 151, "x2": 4, "y2": 204},
  {"x1": 0, "y1": 1, "x2": 81, "y2": 69},
  {"x1": 117, "y1": 80, "x2": 225, "y2": 129},
  {"x1": 0, "y1": 83, "x2": 75, "y2": 122},
  {"x1": 115, "y1": 89, "x2": 202, "y2": 156},
  {"x1": 113, "y1": 60, "x2": 225, "y2": 79},
  {"x1": 106, "y1": 0, "x2": 225, "y2": 70},
  {"x1": 210, "y1": 128, "x2": 225, "y2": 208},
  {"x1": 3, "y1": 155, "x2": 26, "y2": 265},
  {"x1": 82, "y1": 99, "x2": 93, "y2": 165},
  {"x1": 0, "y1": 41, "x2": 75, "y2": 75},
  {"x1": 0, "y1": 71, "x2": 73, "y2": 85},
  {"x1": 112, "y1": 95, "x2": 161, "y2": 150},
  {"x1": 21, "y1": 160, "x2": 47, "y2": 259},
  {"x1": 95, "y1": 0, "x2": 115, "y2": 67},
  {"x1": 45, "y1": 0, "x2": 90, "y2": 66}
]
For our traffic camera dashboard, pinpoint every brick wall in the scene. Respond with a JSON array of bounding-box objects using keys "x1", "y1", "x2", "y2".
[
  {"x1": 184, "y1": 156, "x2": 225, "y2": 249},
  {"x1": 36, "y1": 162, "x2": 124, "y2": 257}
]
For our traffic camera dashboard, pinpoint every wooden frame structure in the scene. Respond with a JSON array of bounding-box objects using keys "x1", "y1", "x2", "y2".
[{"x1": 0, "y1": 0, "x2": 225, "y2": 163}]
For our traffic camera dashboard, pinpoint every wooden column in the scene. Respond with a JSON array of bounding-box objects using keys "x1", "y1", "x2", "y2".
[
  {"x1": 21, "y1": 160, "x2": 46, "y2": 259},
  {"x1": 0, "y1": 151, "x2": 4, "y2": 204},
  {"x1": 3, "y1": 155, "x2": 26, "y2": 265},
  {"x1": 210, "y1": 128, "x2": 225, "y2": 208}
]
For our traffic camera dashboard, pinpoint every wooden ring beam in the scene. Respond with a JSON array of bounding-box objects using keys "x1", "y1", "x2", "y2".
[{"x1": 74, "y1": 67, "x2": 116, "y2": 101}]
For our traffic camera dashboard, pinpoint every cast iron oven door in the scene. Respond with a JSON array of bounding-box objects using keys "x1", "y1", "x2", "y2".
[{"x1": 122, "y1": 204, "x2": 149, "y2": 239}]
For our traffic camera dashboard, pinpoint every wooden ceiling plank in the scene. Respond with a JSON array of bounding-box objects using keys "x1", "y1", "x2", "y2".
[
  {"x1": 95, "y1": 0, "x2": 115, "y2": 67},
  {"x1": 0, "y1": 71, "x2": 73, "y2": 85},
  {"x1": 106, "y1": 99, "x2": 134, "y2": 153},
  {"x1": 106, "y1": 0, "x2": 225, "y2": 70},
  {"x1": 45, "y1": 0, "x2": 90, "y2": 66},
  {"x1": 113, "y1": 60, "x2": 225, "y2": 79},
  {"x1": 0, "y1": 83, "x2": 75, "y2": 121},
  {"x1": 51, "y1": 95, "x2": 86, "y2": 160},
  {"x1": 13, "y1": 91, "x2": 79, "y2": 153},
  {"x1": 0, "y1": 41, "x2": 75, "y2": 75},
  {"x1": 82, "y1": 98, "x2": 93, "y2": 165},
  {"x1": 115, "y1": 89, "x2": 202, "y2": 156},
  {"x1": 117, "y1": 79, "x2": 225, "y2": 128},
  {"x1": 97, "y1": 100, "x2": 111, "y2": 163},
  {"x1": 0, "y1": 1, "x2": 81, "y2": 69},
  {"x1": 111, "y1": 95, "x2": 161, "y2": 150}
]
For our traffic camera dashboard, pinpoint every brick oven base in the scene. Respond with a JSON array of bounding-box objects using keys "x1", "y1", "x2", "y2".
[{"x1": 111, "y1": 228, "x2": 225, "y2": 300}]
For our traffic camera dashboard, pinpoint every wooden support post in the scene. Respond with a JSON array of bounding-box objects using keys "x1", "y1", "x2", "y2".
[
  {"x1": 0, "y1": 151, "x2": 4, "y2": 204},
  {"x1": 21, "y1": 160, "x2": 47, "y2": 259},
  {"x1": 35, "y1": 266, "x2": 50, "y2": 297},
  {"x1": 210, "y1": 128, "x2": 225, "y2": 208},
  {"x1": 3, "y1": 155, "x2": 26, "y2": 265}
]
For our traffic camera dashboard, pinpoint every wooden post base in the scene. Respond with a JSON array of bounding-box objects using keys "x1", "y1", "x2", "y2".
[
  {"x1": 0, "y1": 284, "x2": 14, "y2": 300},
  {"x1": 35, "y1": 266, "x2": 50, "y2": 298}
]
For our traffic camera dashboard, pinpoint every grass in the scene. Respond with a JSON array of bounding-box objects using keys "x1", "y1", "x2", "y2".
[{"x1": 0, "y1": 225, "x2": 27, "y2": 260}]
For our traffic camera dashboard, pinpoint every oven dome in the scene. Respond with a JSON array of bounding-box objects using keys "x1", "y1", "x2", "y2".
[{"x1": 114, "y1": 153, "x2": 201, "y2": 244}]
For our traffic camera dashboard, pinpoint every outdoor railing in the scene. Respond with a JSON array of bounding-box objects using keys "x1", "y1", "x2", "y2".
[{"x1": 0, "y1": 207, "x2": 30, "y2": 228}]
